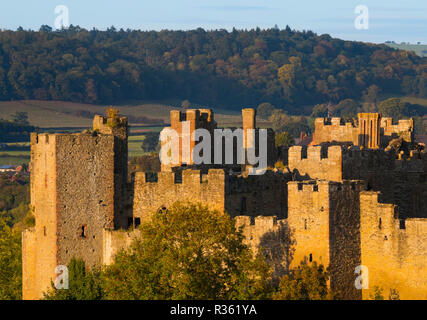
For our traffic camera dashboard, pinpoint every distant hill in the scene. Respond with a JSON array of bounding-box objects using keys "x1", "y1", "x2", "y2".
[
  {"x1": 0, "y1": 27, "x2": 426, "y2": 114},
  {"x1": 385, "y1": 43, "x2": 427, "y2": 57}
]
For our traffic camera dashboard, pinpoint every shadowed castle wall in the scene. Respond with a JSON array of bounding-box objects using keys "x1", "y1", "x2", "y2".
[
  {"x1": 132, "y1": 169, "x2": 291, "y2": 222},
  {"x1": 287, "y1": 180, "x2": 364, "y2": 300},
  {"x1": 23, "y1": 128, "x2": 127, "y2": 300}
]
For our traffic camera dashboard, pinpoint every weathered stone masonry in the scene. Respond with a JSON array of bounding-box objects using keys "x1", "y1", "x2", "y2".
[{"x1": 22, "y1": 110, "x2": 427, "y2": 300}]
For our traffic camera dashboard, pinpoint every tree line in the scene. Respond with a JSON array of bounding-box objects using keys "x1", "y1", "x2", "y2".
[{"x1": 0, "y1": 26, "x2": 426, "y2": 113}]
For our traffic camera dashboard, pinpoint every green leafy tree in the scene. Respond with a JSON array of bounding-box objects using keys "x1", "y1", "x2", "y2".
[
  {"x1": 257, "y1": 102, "x2": 276, "y2": 119},
  {"x1": 369, "y1": 286, "x2": 400, "y2": 300},
  {"x1": 12, "y1": 111, "x2": 30, "y2": 125},
  {"x1": 369, "y1": 286, "x2": 384, "y2": 300},
  {"x1": 43, "y1": 258, "x2": 104, "y2": 300},
  {"x1": 141, "y1": 132, "x2": 160, "y2": 153},
  {"x1": 275, "y1": 132, "x2": 294, "y2": 148},
  {"x1": 102, "y1": 202, "x2": 273, "y2": 300},
  {"x1": 335, "y1": 99, "x2": 359, "y2": 120},
  {"x1": 0, "y1": 217, "x2": 22, "y2": 300},
  {"x1": 311, "y1": 104, "x2": 328, "y2": 118},
  {"x1": 181, "y1": 100, "x2": 191, "y2": 109},
  {"x1": 273, "y1": 260, "x2": 334, "y2": 300},
  {"x1": 378, "y1": 98, "x2": 408, "y2": 119}
]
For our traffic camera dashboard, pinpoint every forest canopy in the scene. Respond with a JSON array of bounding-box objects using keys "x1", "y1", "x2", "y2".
[{"x1": 0, "y1": 26, "x2": 426, "y2": 113}]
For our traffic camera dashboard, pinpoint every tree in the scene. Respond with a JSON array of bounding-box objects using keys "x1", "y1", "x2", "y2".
[
  {"x1": 43, "y1": 258, "x2": 103, "y2": 300},
  {"x1": 257, "y1": 102, "x2": 276, "y2": 119},
  {"x1": 0, "y1": 217, "x2": 22, "y2": 300},
  {"x1": 102, "y1": 202, "x2": 273, "y2": 300},
  {"x1": 369, "y1": 286, "x2": 400, "y2": 300},
  {"x1": 362, "y1": 85, "x2": 381, "y2": 105},
  {"x1": 141, "y1": 132, "x2": 160, "y2": 153},
  {"x1": 12, "y1": 111, "x2": 30, "y2": 125},
  {"x1": 378, "y1": 98, "x2": 408, "y2": 119},
  {"x1": 275, "y1": 132, "x2": 294, "y2": 148},
  {"x1": 335, "y1": 99, "x2": 359, "y2": 120},
  {"x1": 311, "y1": 104, "x2": 328, "y2": 118},
  {"x1": 181, "y1": 100, "x2": 191, "y2": 109},
  {"x1": 273, "y1": 260, "x2": 333, "y2": 300}
]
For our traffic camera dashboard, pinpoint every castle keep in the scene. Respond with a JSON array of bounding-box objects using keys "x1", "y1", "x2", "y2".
[{"x1": 23, "y1": 109, "x2": 427, "y2": 300}]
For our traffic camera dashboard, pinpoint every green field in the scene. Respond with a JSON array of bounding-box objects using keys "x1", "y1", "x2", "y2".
[
  {"x1": 385, "y1": 43, "x2": 427, "y2": 57},
  {"x1": 128, "y1": 135, "x2": 147, "y2": 158},
  {"x1": 0, "y1": 99, "x2": 270, "y2": 164},
  {"x1": 0, "y1": 100, "x2": 253, "y2": 128}
]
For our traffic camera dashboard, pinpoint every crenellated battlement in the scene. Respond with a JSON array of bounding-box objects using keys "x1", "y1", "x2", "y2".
[
  {"x1": 288, "y1": 179, "x2": 365, "y2": 194},
  {"x1": 93, "y1": 114, "x2": 128, "y2": 132},
  {"x1": 315, "y1": 117, "x2": 357, "y2": 127},
  {"x1": 170, "y1": 109, "x2": 216, "y2": 129},
  {"x1": 135, "y1": 168, "x2": 225, "y2": 185},
  {"x1": 289, "y1": 145, "x2": 342, "y2": 161},
  {"x1": 288, "y1": 145, "x2": 343, "y2": 181}
]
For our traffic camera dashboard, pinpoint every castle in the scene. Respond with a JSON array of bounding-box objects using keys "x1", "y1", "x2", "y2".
[{"x1": 22, "y1": 108, "x2": 427, "y2": 300}]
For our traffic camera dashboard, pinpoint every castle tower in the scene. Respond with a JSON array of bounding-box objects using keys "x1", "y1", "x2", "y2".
[
  {"x1": 287, "y1": 180, "x2": 365, "y2": 299},
  {"x1": 22, "y1": 113, "x2": 129, "y2": 300},
  {"x1": 93, "y1": 112, "x2": 129, "y2": 228},
  {"x1": 162, "y1": 109, "x2": 216, "y2": 171},
  {"x1": 358, "y1": 113, "x2": 381, "y2": 149},
  {"x1": 242, "y1": 108, "x2": 256, "y2": 151}
]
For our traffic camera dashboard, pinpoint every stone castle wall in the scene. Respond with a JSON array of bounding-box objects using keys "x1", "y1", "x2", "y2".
[
  {"x1": 313, "y1": 117, "x2": 359, "y2": 146},
  {"x1": 287, "y1": 180, "x2": 364, "y2": 299},
  {"x1": 23, "y1": 130, "x2": 125, "y2": 300},
  {"x1": 313, "y1": 113, "x2": 414, "y2": 149},
  {"x1": 22, "y1": 111, "x2": 427, "y2": 300},
  {"x1": 360, "y1": 191, "x2": 427, "y2": 299}
]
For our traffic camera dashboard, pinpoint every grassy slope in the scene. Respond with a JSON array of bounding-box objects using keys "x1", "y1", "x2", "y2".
[
  {"x1": 385, "y1": 43, "x2": 427, "y2": 57},
  {"x1": 0, "y1": 100, "x2": 252, "y2": 128},
  {"x1": 0, "y1": 99, "x2": 269, "y2": 163}
]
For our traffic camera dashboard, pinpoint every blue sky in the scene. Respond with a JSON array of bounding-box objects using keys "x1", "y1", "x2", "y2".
[{"x1": 0, "y1": 0, "x2": 426, "y2": 43}]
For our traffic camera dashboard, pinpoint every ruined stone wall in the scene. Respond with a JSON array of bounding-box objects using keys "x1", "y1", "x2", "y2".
[
  {"x1": 288, "y1": 145, "x2": 343, "y2": 181},
  {"x1": 381, "y1": 117, "x2": 414, "y2": 145},
  {"x1": 360, "y1": 191, "x2": 427, "y2": 299},
  {"x1": 358, "y1": 113, "x2": 381, "y2": 149},
  {"x1": 313, "y1": 114, "x2": 414, "y2": 149},
  {"x1": 133, "y1": 168, "x2": 290, "y2": 222},
  {"x1": 132, "y1": 169, "x2": 226, "y2": 222},
  {"x1": 313, "y1": 118, "x2": 358, "y2": 146},
  {"x1": 287, "y1": 181, "x2": 332, "y2": 269},
  {"x1": 163, "y1": 108, "x2": 276, "y2": 171},
  {"x1": 22, "y1": 228, "x2": 37, "y2": 300},
  {"x1": 23, "y1": 130, "x2": 124, "y2": 300},
  {"x1": 287, "y1": 180, "x2": 364, "y2": 299},
  {"x1": 289, "y1": 145, "x2": 427, "y2": 218},
  {"x1": 55, "y1": 134, "x2": 116, "y2": 269},
  {"x1": 225, "y1": 170, "x2": 291, "y2": 218},
  {"x1": 93, "y1": 115, "x2": 129, "y2": 228},
  {"x1": 328, "y1": 180, "x2": 365, "y2": 300},
  {"x1": 102, "y1": 229, "x2": 140, "y2": 265},
  {"x1": 235, "y1": 216, "x2": 290, "y2": 281},
  {"x1": 24, "y1": 133, "x2": 58, "y2": 300}
]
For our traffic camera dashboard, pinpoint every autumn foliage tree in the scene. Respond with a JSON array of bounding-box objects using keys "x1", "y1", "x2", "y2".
[
  {"x1": 102, "y1": 202, "x2": 274, "y2": 300},
  {"x1": 273, "y1": 260, "x2": 334, "y2": 300},
  {"x1": 0, "y1": 217, "x2": 22, "y2": 300}
]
